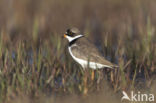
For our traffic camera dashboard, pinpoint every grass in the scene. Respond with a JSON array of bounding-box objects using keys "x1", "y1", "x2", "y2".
[{"x1": 0, "y1": 0, "x2": 156, "y2": 103}]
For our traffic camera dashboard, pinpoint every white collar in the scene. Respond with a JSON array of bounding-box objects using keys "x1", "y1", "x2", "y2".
[{"x1": 66, "y1": 34, "x2": 83, "y2": 42}]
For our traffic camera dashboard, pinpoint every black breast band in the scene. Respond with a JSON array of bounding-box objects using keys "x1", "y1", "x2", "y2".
[{"x1": 69, "y1": 36, "x2": 84, "y2": 46}]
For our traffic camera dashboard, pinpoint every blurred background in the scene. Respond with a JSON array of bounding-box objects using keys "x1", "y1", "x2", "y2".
[{"x1": 0, "y1": 0, "x2": 156, "y2": 103}]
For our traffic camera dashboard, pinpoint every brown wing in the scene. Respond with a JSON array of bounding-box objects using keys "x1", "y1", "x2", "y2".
[{"x1": 70, "y1": 37, "x2": 116, "y2": 67}]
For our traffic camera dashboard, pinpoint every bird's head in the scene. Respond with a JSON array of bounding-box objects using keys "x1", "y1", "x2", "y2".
[{"x1": 63, "y1": 27, "x2": 83, "y2": 42}]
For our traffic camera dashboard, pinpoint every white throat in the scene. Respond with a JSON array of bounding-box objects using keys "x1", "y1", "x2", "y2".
[{"x1": 66, "y1": 35, "x2": 83, "y2": 42}]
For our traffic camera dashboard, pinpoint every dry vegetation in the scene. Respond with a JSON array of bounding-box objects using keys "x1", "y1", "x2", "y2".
[{"x1": 0, "y1": 0, "x2": 156, "y2": 103}]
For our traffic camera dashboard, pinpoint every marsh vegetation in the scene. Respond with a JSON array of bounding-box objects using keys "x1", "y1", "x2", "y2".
[{"x1": 0, "y1": 0, "x2": 156, "y2": 103}]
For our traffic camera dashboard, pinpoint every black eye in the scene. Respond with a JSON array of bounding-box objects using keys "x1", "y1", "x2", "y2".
[
  {"x1": 68, "y1": 32, "x2": 75, "y2": 37},
  {"x1": 70, "y1": 33, "x2": 75, "y2": 37},
  {"x1": 66, "y1": 29, "x2": 75, "y2": 37}
]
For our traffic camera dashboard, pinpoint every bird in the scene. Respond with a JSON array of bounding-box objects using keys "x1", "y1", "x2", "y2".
[{"x1": 63, "y1": 27, "x2": 118, "y2": 69}]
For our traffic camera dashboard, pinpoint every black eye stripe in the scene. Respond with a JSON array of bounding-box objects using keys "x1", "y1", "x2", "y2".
[
  {"x1": 67, "y1": 29, "x2": 70, "y2": 33},
  {"x1": 67, "y1": 33, "x2": 75, "y2": 37}
]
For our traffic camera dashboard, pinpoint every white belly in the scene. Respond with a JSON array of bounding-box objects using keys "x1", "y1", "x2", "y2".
[{"x1": 68, "y1": 47, "x2": 112, "y2": 69}]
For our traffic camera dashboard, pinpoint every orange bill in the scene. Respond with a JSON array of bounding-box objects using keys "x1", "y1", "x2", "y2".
[{"x1": 64, "y1": 34, "x2": 67, "y2": 38}]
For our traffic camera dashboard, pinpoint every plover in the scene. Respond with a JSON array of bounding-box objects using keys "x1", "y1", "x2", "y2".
[{"x1": 63, "y1": 27, "x2": 118, "y2": 69}]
